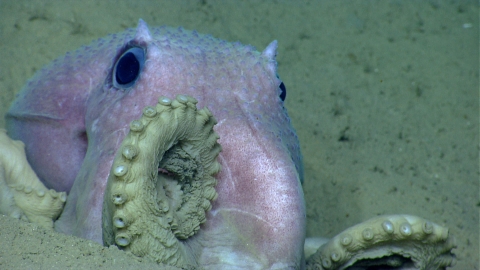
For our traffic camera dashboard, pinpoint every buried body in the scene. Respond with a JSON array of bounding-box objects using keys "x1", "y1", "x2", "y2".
[{"x1": 0, "y1": 20, "x2": 456, "y2": 269}]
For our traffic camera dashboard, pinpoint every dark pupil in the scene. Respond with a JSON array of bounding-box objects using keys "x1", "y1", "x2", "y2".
[
  {"x1": 279, "y1": 82, "x2": 286, "y2": 101},
  {"x1": 115, "y1": 52, "x2": 140, "y2": 85}
]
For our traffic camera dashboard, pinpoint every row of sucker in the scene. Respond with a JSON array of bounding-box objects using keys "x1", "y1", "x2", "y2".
[
  {"x1": 8, "y1": 184, "x2": 66, "y2": 201},
  {"x1": 102, "y1": 95, "x2": 222, "y2": 269},
  {"x1": 306, "y1": 214, "x2": 456, "y2": 270}
]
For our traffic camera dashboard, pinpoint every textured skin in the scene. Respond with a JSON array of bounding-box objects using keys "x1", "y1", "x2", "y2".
[{"x1": 6, "y1": 20, "x2": 305, "y2": 268}]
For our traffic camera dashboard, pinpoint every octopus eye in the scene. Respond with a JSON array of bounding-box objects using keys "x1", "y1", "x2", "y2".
[
  {"x1": 113, "y1": 47, "x2": 145, "y2": 89},
  {"x1": 279, "y1": 81, "x2": 287, "y2": 101}
]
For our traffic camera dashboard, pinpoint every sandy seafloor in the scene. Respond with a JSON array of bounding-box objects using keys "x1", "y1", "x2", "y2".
[{"x1": 0, "y1": 0, "x2": 478, "y2": 269}]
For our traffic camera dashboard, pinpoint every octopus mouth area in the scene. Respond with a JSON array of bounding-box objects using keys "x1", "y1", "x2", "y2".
[
  {"x1": 102, "y1": 95, "x2": 221, "y2": 268},
  {"x1": 156, "y1": 143, "x2": 211, "y2": 239}
]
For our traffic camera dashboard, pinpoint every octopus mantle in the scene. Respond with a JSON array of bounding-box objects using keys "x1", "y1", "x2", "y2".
[{"x1": 1, "y1": 20, "x2": 456, "y2": 269}]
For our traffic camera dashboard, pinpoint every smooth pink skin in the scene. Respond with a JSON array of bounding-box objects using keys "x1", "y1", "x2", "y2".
[{"x1": 6, "y1": 20, "x2": 305, "y2": 268}]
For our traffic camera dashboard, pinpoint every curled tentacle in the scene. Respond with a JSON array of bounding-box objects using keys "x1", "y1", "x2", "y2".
[
  {"x1": 102, "y1": 95, "x2": 221, "y2": 268},
  {"x1": 306, "y1": 214, "x2": 456, "y2": 270},
  {"x1": 0, "y1": 129, "x2": 66, "y2": 229}
]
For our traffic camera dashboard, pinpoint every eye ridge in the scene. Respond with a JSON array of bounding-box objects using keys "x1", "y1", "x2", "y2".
[{"x1": 113, "y1": 47, "x2": 146, "y2": 89}]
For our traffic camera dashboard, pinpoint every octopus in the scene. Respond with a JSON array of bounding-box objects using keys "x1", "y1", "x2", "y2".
[{"x1": 0, "y1": 20, "x2": 456, "y2": 269}]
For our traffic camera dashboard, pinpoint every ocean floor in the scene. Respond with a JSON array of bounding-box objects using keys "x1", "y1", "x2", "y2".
[{"x1": 0, "y1": 1, "x2": 478, "y2": 269}]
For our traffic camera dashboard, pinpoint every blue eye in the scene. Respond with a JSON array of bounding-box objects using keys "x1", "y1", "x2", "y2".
[
  {"x1": 113, "y1": 47, "x2": 145, "y2": 89},
  {"x1": 279, "y1": 82, "x2": 286, "y2": 101}
]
